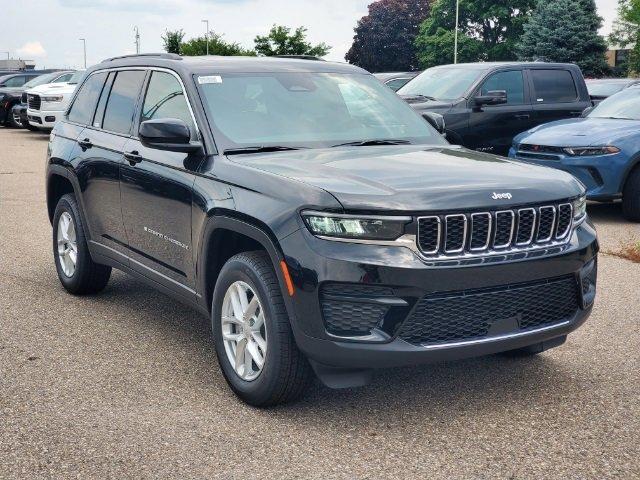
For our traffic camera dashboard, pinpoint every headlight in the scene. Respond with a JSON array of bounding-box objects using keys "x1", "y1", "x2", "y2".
[
  {"x1": 563, "y1": 146, "x2": 620, "y2": 156},
  {"x1": 42, "y1": 95, "x2": 64, "y2": 102},
  {"x1": 302, "y1": 211, "x2": 410, "y2": 241},
  {"x1": 573, "y1": 195, "x2": 587, "y2": 223}
]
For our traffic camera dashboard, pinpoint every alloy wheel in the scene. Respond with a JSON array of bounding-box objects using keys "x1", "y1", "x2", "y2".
[
  {"x1": 57, "y1": 212, "x2": 78, "y2": 277},
  {"x1": 221, "y1": 281, "x2": 268, "y2": 381}
]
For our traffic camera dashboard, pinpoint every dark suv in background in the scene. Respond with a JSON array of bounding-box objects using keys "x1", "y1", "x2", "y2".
[
  {"x1": 46, "y1": 54, "x2": 598, "y2": 406},
  {"x1": 398, "y1": 62, "x2": 591, "y2": 155}
]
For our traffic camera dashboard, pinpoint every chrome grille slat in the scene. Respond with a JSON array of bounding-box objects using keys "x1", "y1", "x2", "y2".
[
  {"x1": 494, "y1": 211, "x2": 515, "y2": 249},
  {"x1": 416, "y1": 201, "x2": 575, "y2": 259}
]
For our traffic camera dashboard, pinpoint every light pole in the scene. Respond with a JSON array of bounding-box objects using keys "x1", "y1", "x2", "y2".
[
  {"x1": 79, "y1": 38, "x2": 87, "y2": 68},
  {"x1": 134, "y1": 26, "x2": 140, "y2": 54},
  {"x1": 454, "y1": 0, "x2": 460, "y2": 64},
  {"x1": 202, "y1": 19, "x2": 209, "y2": 55}
]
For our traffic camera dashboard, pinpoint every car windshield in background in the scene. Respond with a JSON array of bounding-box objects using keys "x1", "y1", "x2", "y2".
[
  {"x1": 22, "y1": 73, "x2": 59, "y2": 89},
  {"x1": 197, "y1": 72, "x2": 448, "y2": 151},
  {"x1": 587, "y1": 82, "x2": 628, "y2": 97},
  {"x1": 397, "y1": 66, "x2": 486, "y2": 101},
  {"x1": 67, "y1": 71, "x2": 86, "y2": 85},
  {"x1": 589, "y1": 87, "x2": 640, "y2": 120}
]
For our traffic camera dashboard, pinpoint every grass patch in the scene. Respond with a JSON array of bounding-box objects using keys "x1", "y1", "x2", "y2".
[{"x1": 607, "y1": 242, "x2": 640, "y2": 263}]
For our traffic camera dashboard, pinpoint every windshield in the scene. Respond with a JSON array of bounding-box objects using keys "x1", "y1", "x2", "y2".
[
  {"x1": 589, "y1": 87, "x2": 640, "y2": 120},
  {"x1": 68, "y1": 70, "x2": 86, "y2": 85},
  {"x1": 397, "y1": 66, "x2": 486, "y2": 101},
  {"x1": 198, "y1": 72, "x2": 448, "y2": 150},
  {"x1": 587, "y1": 82, "x2": 627, "y2": 97},
  {"x1": 22, "y1": 73, "x2": 58, "y2": 89}
]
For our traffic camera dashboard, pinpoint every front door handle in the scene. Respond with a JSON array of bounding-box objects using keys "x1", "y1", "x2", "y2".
[
  {"x1": 78, "y1": 138, "x2": 93, "y2": 149},
  {"x1": 514, "y1": 114, "x2": 530, "y2": 120},
  {"x1": 124, "y1": 151, "x2": 143, "y2": 165}
]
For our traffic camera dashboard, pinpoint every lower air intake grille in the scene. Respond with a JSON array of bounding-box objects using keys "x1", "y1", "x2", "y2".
[
  {"x1": 320, "y1": 283, "x2": 392, "y2": 336},
  {"x1": 398, "y1": 276, "x2": 580, "y2": 346}
]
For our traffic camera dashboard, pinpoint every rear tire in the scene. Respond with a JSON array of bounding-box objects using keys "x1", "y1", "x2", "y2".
[
  {"x1": 622, "y1": 167, "x2": 640, "y2": 222},
  {"x1": 53, "y1": 193, "x2": 111, "y2": 294},
  {"x1": 211, "y1": 251, "x2": 312, "y2": 407}
]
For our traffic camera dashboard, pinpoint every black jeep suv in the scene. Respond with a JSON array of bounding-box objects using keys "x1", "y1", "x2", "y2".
[
  {"x1": 46, "y1": 54, "x2": 598, "y2": 406},
  {"x1": 398, "y1": 62, "x2": 591, "y2": 156}
]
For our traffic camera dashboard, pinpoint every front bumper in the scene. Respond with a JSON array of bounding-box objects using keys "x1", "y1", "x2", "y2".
[
  {"x1": 509, "y1": 147, "x2": 627, "y2": 200},
  {"x1": 281, "y1": 220, "x2": 598, "y2": 371},
  {"x1": 27, "y1": 108, "x2": 64, "y2": 129}
]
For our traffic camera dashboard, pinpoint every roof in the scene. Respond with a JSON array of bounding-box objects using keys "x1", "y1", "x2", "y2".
[
  {"x1": 428, "y1": 61, "x2": 581, "y2": 70},
  {"x1": 93, "y1": 53, "x2": 367, "y2": 76}
]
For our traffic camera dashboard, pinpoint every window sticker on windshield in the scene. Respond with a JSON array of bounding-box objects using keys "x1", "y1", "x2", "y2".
[{"x1": 198, "y1": 75, "x2": 222, "y2": 85}]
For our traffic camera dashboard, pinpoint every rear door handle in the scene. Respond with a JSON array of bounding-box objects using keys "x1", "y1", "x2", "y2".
[
  {"x1": 514, "y1": 114, "x2": 530, "y2": 120},
  {"x1": 78, "y1": 138, "x2": 93, "y2": 149},
  {"x1": 124, "y1": 150, "x2": 143, "y2": 165}
]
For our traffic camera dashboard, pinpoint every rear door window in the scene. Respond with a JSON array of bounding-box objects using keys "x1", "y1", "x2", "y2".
[
  {"x1": 67, "y1": 72, "x2": 108, "y2": 125},
  {"x1": 531, "y1": 69, "x2": 578, "y2": 103},
  {"x1": 102, "y1": 70, "x2": 146, "y2": 135},
  {"x1": 479, "y1": 70, "x2": 525, "y2": 105}
]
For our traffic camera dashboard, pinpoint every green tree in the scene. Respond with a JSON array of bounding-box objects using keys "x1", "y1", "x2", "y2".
[
  {"x1": 254, "y1": 25, "x2": 331, "y2": 57},
  {"x1": 345, "y1": 0, "x2": 431, "y2": 72},
  {"x1": 162, "y1": 29, "x2": 185, "y2": 55},
  {"x1": 180, "y1": 32, "x2": 254, "y2": 56},
  {"x1": 415, "y1": 0, "x2": 536, "y2": 68},
  {"x1": 610, "y1": 0, "x2": 640, "y2": 75},
  {"x1": 517, "y1": 0, "x2": 609, "y2": 77}
]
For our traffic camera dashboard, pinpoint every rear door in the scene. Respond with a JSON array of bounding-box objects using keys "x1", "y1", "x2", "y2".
[
  {"x1": 120, "y1": 69, "x2": 201, "y2": 293},
  {"x1": 467, "y1": 69, "x2": 534, "y2": 155},
  {"x1": 529, "y1": 68, "x2": 586, "y2": 125},
  {"x1": 64, "y1": 70, "x2": 133, "y2": 259}
]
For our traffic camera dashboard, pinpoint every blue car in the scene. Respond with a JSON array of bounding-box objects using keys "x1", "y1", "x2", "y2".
[{"x1": 510, "y1": 86, "x2": 640, "y2": 221}]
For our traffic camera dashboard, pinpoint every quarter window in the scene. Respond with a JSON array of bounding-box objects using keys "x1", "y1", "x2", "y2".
[
  {"x1": 531, "y1": 69, "x2": 577, "y2": 103},
  {"x1": 480, "y1": 71, "x2": 525, "y2": 105},
  {"x1": 102, "y1": 70, "x2": 146, "y2": 135},
  {"x1": 140, "y1": 71, "x2": 195, "y2": 135},
  {"x1": 68, "y1": 72, "x2": 108, "y2": 126}
]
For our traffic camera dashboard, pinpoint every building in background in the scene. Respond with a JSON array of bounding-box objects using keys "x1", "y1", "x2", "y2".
[{"x1": 0, "y1": 59, "x2": 36, "y2": 71}]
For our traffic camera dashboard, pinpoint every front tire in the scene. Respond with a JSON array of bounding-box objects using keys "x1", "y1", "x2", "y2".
[
  {"x1": 211, "y1": 251, "x2": 312, "y2": 407},
  {"x1": 8, "y1": 111, "x2": 23, "y2": 128},
  {"x1": 53, "y1": 194, "x2": 111, "y2": 294},
  {"x1": 622, "y1": 167, "x2": 640, "y2": 222}
]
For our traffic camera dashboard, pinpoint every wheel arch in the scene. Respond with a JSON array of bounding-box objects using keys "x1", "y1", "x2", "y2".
[
  {"x1": 46, "y1": 165, "x2": 82, "y2": 224},
  {"x1": 197, "y1": 213, "x2": 293, "y2": 315},
  {"x1": 620, "y1": 153, "x2": 640, "y2": 192}
]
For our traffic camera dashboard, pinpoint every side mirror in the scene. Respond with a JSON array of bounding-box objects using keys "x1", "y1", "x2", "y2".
[
  {"x1": 422, "y1": 112, "x2": 446, "y2": 135},
  {"x1": 139, "y1": 118, "x2": 202, "y2": 153},
  {"x1": 581, "y1": 106, "x2": 594, "y2": 118},
  {"x1": 475, "y1": 90, "x2": 507, "y2": 106}
]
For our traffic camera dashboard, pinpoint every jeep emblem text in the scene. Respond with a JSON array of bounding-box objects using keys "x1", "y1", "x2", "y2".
[{"x1": 492, "y1": 192, "x2": 513, "y2": 200}]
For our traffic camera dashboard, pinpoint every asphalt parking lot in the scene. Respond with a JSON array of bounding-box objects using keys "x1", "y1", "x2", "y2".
[{"x1": 1, "y1": 126, "x2": 639, "y2": 479}]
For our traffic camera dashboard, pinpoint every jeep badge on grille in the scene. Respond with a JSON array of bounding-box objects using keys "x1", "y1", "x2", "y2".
[{"x1": 492, "y1": 192, "x2": 513, "y2": 200}]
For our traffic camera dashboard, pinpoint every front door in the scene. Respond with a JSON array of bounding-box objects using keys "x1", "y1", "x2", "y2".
[
  {"x1": 119, "y1": 70, "x2": 201, "y2": 293},
  {"x1": 468, "y1": 70, "x2": 534, "y2": 156}
]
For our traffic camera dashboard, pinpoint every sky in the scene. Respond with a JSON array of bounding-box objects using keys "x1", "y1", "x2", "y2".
[{"x1": 1, "y1": 0, "x2": 621, "y2": 70}]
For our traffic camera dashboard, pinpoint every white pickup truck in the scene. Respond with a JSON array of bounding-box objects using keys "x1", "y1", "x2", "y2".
[{"x1": 27, "y1": 70, "x2": 85, "y2": 130}]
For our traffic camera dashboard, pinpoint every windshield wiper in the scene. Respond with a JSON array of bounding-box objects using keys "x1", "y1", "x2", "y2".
[
  {"x1": 331, "y1": 139, "x2": 413, "y2": 148},
  {"x1": 404, "y1": 94, "x2": 437, "y2": 102},
  {"x1": 223, "y1": 145, "x2": 305, "y2": 155}
]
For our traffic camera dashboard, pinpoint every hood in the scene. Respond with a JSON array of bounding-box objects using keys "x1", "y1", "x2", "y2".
[
  {"x1": 28, "y1": 82, "x2": 76, "y2": 95},
  {"x1": 232, "y1": 145, "x2": 583, "y2": 211},
  {"x1": 399, "y1": 95, "x2": 454, "y2": 111},
  {"x1": 515, "y1": 117, "x2": 640, "y2": 147},
  {"x1": 0, "y1": 87, "x2": 25, "y2": 98}
]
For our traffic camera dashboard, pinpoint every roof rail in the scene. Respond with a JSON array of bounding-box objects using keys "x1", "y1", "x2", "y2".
[
  {"x1": 101, "y1": 53, "x2": 182, "y2": 63},
  {"x1": 272, "y1": 55, "x2": 325, "y2": 61}
]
